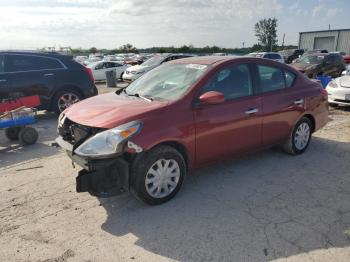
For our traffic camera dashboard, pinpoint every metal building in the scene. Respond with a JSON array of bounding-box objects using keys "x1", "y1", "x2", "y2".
[{"x1": 299, "y1": 29, "x2": 350, "y2": 54}]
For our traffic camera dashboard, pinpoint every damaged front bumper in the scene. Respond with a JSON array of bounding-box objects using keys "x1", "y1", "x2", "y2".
[{"x1": 56, "y1": 136, "x2": 130, "y2": 198}]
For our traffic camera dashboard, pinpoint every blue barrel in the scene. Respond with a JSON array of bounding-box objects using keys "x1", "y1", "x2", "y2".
[{"x1": 316, "y1": 75, "x2": 332, "y2": 88}]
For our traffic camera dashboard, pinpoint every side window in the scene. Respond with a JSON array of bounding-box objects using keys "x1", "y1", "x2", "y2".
[
  {"x1": 112, "y1": 63, "x2": 122, "y2": 67},
  {"x1": 202, "y1": 64, "x2": 253, "y2": 100},
  {"x1": 257, "y1": 65, "x2": 285, "y2": 93},
  {"x1": 0, "y1": 55, "x2": 4, "y2": 73},
  {"x1": 284, "y1": 70, "x2": 296, "y2": 88},
  {"x1": 6, "y1": 55, "x2": 63, "y2": 72},
  {"x1": 95, "y1": 62, "x2": 103, "y2": 70}
]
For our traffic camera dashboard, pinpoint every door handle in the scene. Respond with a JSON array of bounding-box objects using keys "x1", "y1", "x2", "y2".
[
  {"x1": 245, "y1": 108, "x2": 259, "y2": 115},
  {"x1": 44, "y1": 73, "x2": 54, "y2": 77},
  {"x1": 294, "y1": 99, "x2": 304, "y2": 105},
  {"x1": 0, "y1": 79, "x2": 7, "y2": 82}
]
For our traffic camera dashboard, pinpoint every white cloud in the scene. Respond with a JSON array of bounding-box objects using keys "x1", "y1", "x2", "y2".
[
  {"x1": 311, "y1": 4, "x2": 324, "y2": 18},
  {"x1": 0, "y1": 0, "x2": 346, "y2": 50},
  {"x1": 326, "y1": 7, "x2": 341, "y2": 17}
]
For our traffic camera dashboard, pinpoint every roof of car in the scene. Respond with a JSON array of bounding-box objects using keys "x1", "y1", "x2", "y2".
[
  {"x1": 0, "y1": 50, "x2": 72, "y2": 59},
  {"x1": 171, "y1": 56, "x2": 240, "y2": 65}
]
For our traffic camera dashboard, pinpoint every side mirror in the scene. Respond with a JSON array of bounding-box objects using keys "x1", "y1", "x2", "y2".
[{"x1": 199, "y1": 91, "x2": 225, "y2": 105}]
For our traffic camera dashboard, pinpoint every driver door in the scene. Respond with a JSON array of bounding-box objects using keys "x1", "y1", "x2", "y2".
[{"x1": 194, "y1": 63, "x2": 262, "y2": 165}]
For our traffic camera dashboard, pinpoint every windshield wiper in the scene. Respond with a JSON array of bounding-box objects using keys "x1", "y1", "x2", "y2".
[{"x1": 123, "y1": 89, "x2": 153, "y2": 102}]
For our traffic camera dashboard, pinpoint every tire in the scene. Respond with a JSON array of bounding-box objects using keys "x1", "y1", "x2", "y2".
[
  {"x1": 18, "y1": 127, "x2": 38, "y2": 145},
  {"x1": 5, "y1": 126, "x2": 22, "y2": 140},
  {"x1": 120, "y1": 72, "x2": 124, "y2": 81},
  {"x1": 283, "y1": 117, "x2": 312, "y2": 155},
  {"x1": 52, "y1": 89, "x2": 83, "y2": 114},
  {"x1": 329, "y1": 103, "x2": 339, "y2": 108},
  {"x1": 130, "y1": 145, "x2": 186, "y2": 205}
]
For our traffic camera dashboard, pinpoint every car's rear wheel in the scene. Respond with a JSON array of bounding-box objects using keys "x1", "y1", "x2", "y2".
[
  {"x1": 283, "y1": 117, "x2": 312, "y2": 155},
  {"x1": 52, "y1": 89, "x2": 82, "y2": 113},
  {"x1": 130, "y1": 145, "x2": 186, "y2": 205}
]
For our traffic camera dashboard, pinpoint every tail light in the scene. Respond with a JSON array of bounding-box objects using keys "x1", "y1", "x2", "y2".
[{"x1": 85, "y1": 67, "x2": 94, "y2": 82}]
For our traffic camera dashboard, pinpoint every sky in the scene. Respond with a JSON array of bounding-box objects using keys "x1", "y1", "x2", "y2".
[{"x1": 0, "y1": 0, "x2": 349, "y2": 50}]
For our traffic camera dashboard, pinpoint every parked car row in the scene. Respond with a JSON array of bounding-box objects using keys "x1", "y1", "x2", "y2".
[{"x1": 122, "y1": 54, "x2": 193, "y2": 82}]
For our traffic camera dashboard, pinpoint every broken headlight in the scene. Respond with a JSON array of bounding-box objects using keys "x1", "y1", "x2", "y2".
[{"x1": 74, "y1": 121, "x2": 142, "y2": 157}]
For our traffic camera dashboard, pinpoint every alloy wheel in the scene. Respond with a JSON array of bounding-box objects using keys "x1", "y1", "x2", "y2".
[{"x1": 57, "y1": 93, "x2": 80, "y2": 112}]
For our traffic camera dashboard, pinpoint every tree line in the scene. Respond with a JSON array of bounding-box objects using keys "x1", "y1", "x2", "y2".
[{"x1": 71, "y1": 18, "x2": 293, "y2": 55}]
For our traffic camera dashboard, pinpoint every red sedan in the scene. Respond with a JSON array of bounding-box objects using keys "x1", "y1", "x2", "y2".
[{"x1": 57, "y1": 56, "x2": 328, "y2": 205}]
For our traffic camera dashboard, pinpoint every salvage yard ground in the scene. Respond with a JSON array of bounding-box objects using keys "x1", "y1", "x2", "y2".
[{"x1": 1, "y1": 84, "x2": 350, "y2": 262}]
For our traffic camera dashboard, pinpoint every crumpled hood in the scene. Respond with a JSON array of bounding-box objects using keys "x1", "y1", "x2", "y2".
[
  {"x1": 340, "y1": 75, "x2": 350, "y2": 88},
  {"x1": 291, "y1": 63, "x2": 317, "y2": 72},
  {"x1": 64, "y1": 92, "x2": 168, "y2": 128}
]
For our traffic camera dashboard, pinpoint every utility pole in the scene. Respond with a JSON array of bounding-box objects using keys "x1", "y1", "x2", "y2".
[
  {"x1": 242, "y1": 42, "x2": 245, "y2": 49},
  {"x1": 282, "y1": 34, "x2": 285, "y2": 49},
  {"x1": 329, "y1": 24, "x2": 331, "y2": 30}
]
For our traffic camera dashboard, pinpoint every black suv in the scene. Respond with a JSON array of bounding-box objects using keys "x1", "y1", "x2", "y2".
[{"x1": 0, "y1": 51, "x2": 97, "y2": 113}]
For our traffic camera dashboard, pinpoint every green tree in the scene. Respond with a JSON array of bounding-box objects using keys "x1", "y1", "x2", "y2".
[
  {"x1": 119, "y1": 43, "x2": 137, "y2": 53},
  {"x1": 254, "y1": 18, "x2": 278, "y2": 52},
  {"x1": 89, "y1": 47, "x2": 98, "y2": 54}
]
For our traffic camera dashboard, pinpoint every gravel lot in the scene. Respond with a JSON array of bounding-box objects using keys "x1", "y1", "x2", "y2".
[{"x1": 1, "y1": 86, "x2": 350, "y2": 262}]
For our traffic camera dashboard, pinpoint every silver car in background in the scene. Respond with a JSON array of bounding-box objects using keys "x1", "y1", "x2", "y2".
[{"x1": 247, "y1": 52, "x2": 285, "y2": 63}]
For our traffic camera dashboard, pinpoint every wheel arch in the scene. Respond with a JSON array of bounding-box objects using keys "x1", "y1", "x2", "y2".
[
  {"x1": 148, "y1": 140, "x2": 191, "y2": 171},
  {"x1": 301, "y1": 113, "x2": 316, "y2": 133}
]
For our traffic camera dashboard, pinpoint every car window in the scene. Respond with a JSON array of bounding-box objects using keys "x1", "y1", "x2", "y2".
[
  {"x1": 112, "y1": 62, "x2": 122, "y2": 67},
  {"x1": 202, "y1": 64, "x2": 253, "y2": 100},
  {"x1": 257, "y1": 65, "x2": 286, "y2": 93},
  {"x1": 95, "y1": 62, "x2": 104, "y2": 70},
  {"x1": 0, "y1": 55, "x2": 4, "y2": 73},
  {"x1": 5, "y1": 55, "x2": 63, "y2": 72},
  {"x1": 285, "y1": 70, "x2": 296, "y2": 88},
  {"x1": 264, "y1": 53, "x2": 282, "y2": 59}
]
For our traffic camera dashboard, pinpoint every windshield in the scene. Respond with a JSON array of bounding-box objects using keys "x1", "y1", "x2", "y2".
[
  {"x1": 124, "y1": 63, "x2": 209, "y2": 101},
  {"x1": 298, "y1": 55, "x2": 324, "y2": 64},
  {"x1": 141, "y1": 56, "x2": 165, "y2": 67}
]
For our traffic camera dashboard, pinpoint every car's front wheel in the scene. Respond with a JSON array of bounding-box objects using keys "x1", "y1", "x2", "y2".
[
  {"x1": 283, "y1": 117, "x2": 312, "y2": 155},
  {"x1": 130, "y1": 145, "x2": 186, "y2": 205}
]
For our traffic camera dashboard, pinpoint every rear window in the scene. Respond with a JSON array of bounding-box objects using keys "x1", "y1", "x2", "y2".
[
  {"x1": 258, "y1": 65, "x2": 285, "y2": 93},
  {"x1": 258, "y1": 65, "x2": 296, "y2": 92},
  {"x1": 264, "y1": 53, "x2": 282, "y2": 59},
  {"x1": 5, "y1": 55, "x2": 64, "y2": 72},
  {"x1": 285, "y1": 70, "x2": 296, "y2": 88}
]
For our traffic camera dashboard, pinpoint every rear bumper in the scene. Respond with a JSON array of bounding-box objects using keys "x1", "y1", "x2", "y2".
[{"x1": 56, "y1": 136, "x2": 129, "y2": 197}]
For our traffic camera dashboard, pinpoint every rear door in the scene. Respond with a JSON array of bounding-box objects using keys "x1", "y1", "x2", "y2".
[
  {"x1": 110, "y1": 62, "x2": 125, "y2": 78},
  {"x1": 92, "y1": 62, "x2": 107, "y2": 80},
  {"x1": 256, "y1": 64, "x2": 304, "y2": 146},
  {"x1": 4, "y1": 54, "x2": 63, "y2": 107},
  {"x1": 194, "y1": 63, "x2": 263, "y2": 165}
]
